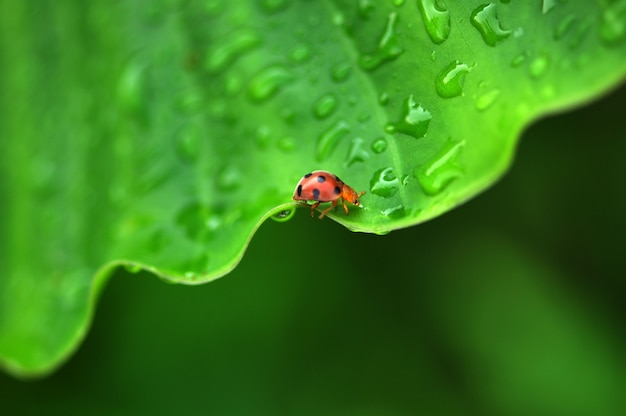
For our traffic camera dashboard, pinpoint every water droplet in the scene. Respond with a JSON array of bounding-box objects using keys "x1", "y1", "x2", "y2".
[
  {"x1": 542, "y1": 0, "x2": 556, "y2": 14},
  {"x1": 381, "y1": 204, "x2": 406, "y2": 219},
  {"x1": 175, "y1": 90, "x2": 204, "y2": 113},
  {"x1": 378, "y1": 92, "x2": 390, "y2": 106},
  {"x1": 357, "y1": 0, "x2": 375, "y2": 19},
  {"x1": 176, "y1": 123, "x2": 201, "y2": 162},
  {"x1": 271, "y1": 207, "x2": 296, "y2": 222},
  {"x1": 471, "y1": 3, "x2": 511, "y2": 47},
  {"x1": 511, "y1": 52, "x2": 528, "y2": 67},
  {"x1": 529, "y1": 54, "x2": 549, "y2": 78},
  {"x1": 117, "y1": 62, "x2": 145, "y2": 114},
  {"x1": 417, "y1": 0, "x2": 451, "y2": 44},
  {"x1": 205, "y1": 30, "x2": 261, "y2": 73},
  {"x1": 277, "y1": 136, "x2": 296, "y2": 153},
  {"x1": 316, "y1": 120, "x2": 351, "y2": 162},
  {"x1": 312, "y1": 93, "x2": 338, "y2": 119},
  {"x1": 357, "y1": 113, "x2": 371, "y2": 122},
  {"x1": 435, "y1": 60, "x2": 471, "y2": 98},
  {"x1": 600, "y1": 2, "x2": 626, "y2": 44},
  {"x1": 475, "y1": 88, "x2": 500, "y2": 111},
  {"x1": 345, "y1": 137, "x2": 370, "y2": 167},
  {"x1": 224, "y1": 74, "x2": 243, "y2": 95},
  {"x1": 393, "y1": 0, "x2": 406, "y2": 6},
  {"x1": 386, "y1": 95, "x2": 432, "y2": 139},
  {"x1": 124, "y1": 263, "x2": 142, "y2": 274},
  {"x1": 415, "y1": 140, "x2": 465, "y2": 196},
  {"x1": 216, "y1": 166, "x2": 242, "y2": 191},
  {"x1": 290, "y1": 43, "x2": 311, "y2": 63},
  {"x1": 248, "y1": 65, "x2": 294, "y2": 102},
  {"x1": 370, "y1": 167, "x2": 403, "y2": 198},
  {"x1": 371, "y1": 138, "x2": 388, "y2": 154},
  {"x1": 256, "y1": 125, "x2": 271, "y2": 148},
  {"x1": 261, "y1": 0, "x2": 290, "y2": 13},
  {"x1": 176, "y1": 201, "x2": 221, "y2": 242},
  {"x1": 359, "y1": 12, "x2": 403, "y2": 71},
  {"x1": 554, "y1": 15, "x2": 576, "y2": 40},
  {"x1": 330, "y1": 62, "x2": 352, "y2": 82}
]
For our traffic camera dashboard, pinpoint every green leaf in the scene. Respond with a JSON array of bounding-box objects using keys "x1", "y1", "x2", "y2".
[{"x1": 0, "y1": 0, "x2": 625, "y2": 376}]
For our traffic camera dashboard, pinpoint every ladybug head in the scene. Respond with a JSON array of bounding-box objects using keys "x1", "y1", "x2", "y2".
[{"x1": 343, "y1": 186, "x2": 366, "y2": 206}]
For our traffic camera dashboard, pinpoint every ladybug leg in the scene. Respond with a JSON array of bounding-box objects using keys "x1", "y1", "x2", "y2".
[
  {"x1": 318, "y1": 200, "x2": 338, "y2": 219},
  {"x1": 309, "y1": 201, "x2": 320, "y2": 217},
  {"x1": 341, "y1": 198, "x2": 349, "y2": 215}
]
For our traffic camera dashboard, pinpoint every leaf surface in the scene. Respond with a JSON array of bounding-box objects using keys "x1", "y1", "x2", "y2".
[{"x1": 0, "y1": 0, "x2": 625, "y2": 376}]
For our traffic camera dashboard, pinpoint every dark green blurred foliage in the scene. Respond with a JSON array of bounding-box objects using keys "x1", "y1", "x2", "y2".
[{"x1": 1, "y1": 86, "x2": 624, "y2": 415}]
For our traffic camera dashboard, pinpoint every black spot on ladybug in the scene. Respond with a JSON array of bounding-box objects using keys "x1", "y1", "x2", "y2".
[
  {"x1": 313, "y1": 188, "x2": 320, "y2": 200},
  {"x1": 297, "y1": 184, "x2": 303, "y2": 197},
  {"x1": 304, "y1": 172, "x2": 313, "y2": 178},
  {"x1": 317, "y1": 175, "x2": 326, "y2": 183},
  {"x1": 334, "y1": 186, "x2": 341, "y2": 195}
]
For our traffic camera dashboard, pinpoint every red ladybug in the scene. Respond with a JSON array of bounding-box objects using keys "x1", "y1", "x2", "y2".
[{"x1": 293, "y1": 170, "x2": 365, "y2": 219}]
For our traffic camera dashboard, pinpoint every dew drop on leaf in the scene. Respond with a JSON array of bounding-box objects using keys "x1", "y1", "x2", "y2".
[
  {"x1": 261, "y1": 0, "x2": 290, "y2": 13},
  {"x1": 357, "y1": 0, "x2": 375, "y2": 19},
  {"x1": 216, "y1": 166, "x2": 242, "y2": 192},
  {"x1": 255, "y1": 125, "x2": 271, "y2": 149},
  {"x1": 385, "y1": 95, "x2": 432, "y2": 139},
  {"x1": 205, "y1": 30, "x2": 261, "y2": 74},
  {"x1": 370, "y1": 167, "x2": 402, "y2": 198},
  {"x1": 475, "y1": 88, "x2": 501, "y2": 111},
  {"x1": 529, "y1": 54, "x2": 550, "y2": 78},
  {"x1": 600, "y1": 2, "x2": 626, "y2": 44},
  {"x1": 277, "y1": 136, "x2": 296, "y2": 153},
  {"x1": 312, "y1": 93, "x2": 338, "y2": 119},
  {"x1": 330, "y1": 62, "x2": 352, "y2": 82},
  {"x1": 378, "y1": 92, "x2": 390, "y2": 106},
  {"x1": 415, "y1": 140, "x2": 465, "y2": 196},
  {"x1": 435, "y1": 60, "x2": 471, "y2": 98},
  {"x1": 345, "y1": 137, "x2": 370, "y2": 167},
  {"x1": 117, "y1": 61, "x2": 145, "y2": 114},
  {"x1": 511, "y1": 52, "x2": 528, "y2": 67},
  {"x1": 359, "y1": 12, "x2": 404, "y2": 71},
  {"x1": 371, "y1": 137, "x2": 388, "y2": 154},
  {"x1": 290, "y1": 43, "x2": 311, "y2": 63},
  {"x1": 123, "y1": 263, "x2": 142, "y2": 274},
  {"x1": 316, "y1": 120, "x2": 350, "y2": 162},
  {"x1": 470, "y1": 3, "x2": 511, "y2": 47},
  {"x1": 554, "y1": 15, "x2": 576, "y2": 40},
  {"x1": 416, "y1": 0, "x2": 451, "y2": 44},
  {"x1": 248, "y1": 65, "x2": 294, "y2": 102},
  {"x1": 271, "y1": 207, "x2": 296, "y2": 222},
  {"x1": 381, "y1": 204, "x2": 406, "y2": 219},
  {"x1": 542, "y1": 0, "x2": 556, "y2": 14}
]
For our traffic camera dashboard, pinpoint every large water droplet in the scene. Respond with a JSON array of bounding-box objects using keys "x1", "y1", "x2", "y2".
[
  {"x1": 312, "y1": 93, "x2": 338, "y2": 119},
  {"x1": 248, "y1": 65, "x2": 294, "y2": 102},
  {"x1": 417, "y1": 0, "x2": 451, "y2": 44},
  {"x1": 471, "y1": 3, "x2": 511, "y2": 47},
  {"x1": 205, "y1": 30, "x2": 261, "y2": 73},
  {"x1": 435, "y1": 60, "x2": 471, "y2": 98},
  {"x1": 529, "y1": 54, "x2": 550, "y2": 78},
  {"x1": 345, "y1": 137, "x2": 370, "y2": 167},
  {"x1": 371, "y1": 138, "x2": 388, "y2": 154},
  {"x1": 415, "y1": 140, "x2": 465, "y2": 195},
  {"x1": 370, "y1": 167, "x2": 404, "y2": 198},
  {"x1": 316, "y1": 120, "x2": 351, "y2": 162},
  {"x1": 475, "y1": 88, "x2": 500, "y2": 111},
  {"x1": 359, "y1": 12, "x2": 403, "y2": 71},
  {"x1": 386, "y1": 95, "x2": 432, "y2": 139}
]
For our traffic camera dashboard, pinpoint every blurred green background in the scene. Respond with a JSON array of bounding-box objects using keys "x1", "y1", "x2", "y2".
[{"x1": 1, "y1": 84, "x2": 624, "y2": 415}]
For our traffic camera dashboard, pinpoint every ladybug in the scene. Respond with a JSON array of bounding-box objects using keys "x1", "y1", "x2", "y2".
[{"x1": 293, "y1": 170, "x2": 365, "y2": 219}]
